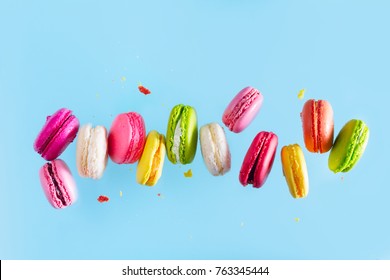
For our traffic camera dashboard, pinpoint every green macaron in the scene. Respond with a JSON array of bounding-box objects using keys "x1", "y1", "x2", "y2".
[
  {"x1": 166, "y1": 104, "x2": 198, "y2": 164},
  {"x1": 328, "y1": 119, "x2": 369, "y2": 173}
]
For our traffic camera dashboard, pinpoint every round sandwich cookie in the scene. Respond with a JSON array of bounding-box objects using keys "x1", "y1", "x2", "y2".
[{"x1": 166, "y1": 104, "x2": 198, "y2": 164}]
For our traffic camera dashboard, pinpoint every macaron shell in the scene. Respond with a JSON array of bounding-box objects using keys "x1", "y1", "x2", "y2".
[
  {"x1": 108, "y1": 112, "x2": 146, "y2": 164},
  {"x1": 199, "y1": 123, "x2": 231, "y2": 176},
  {"x1": 301, "y1": 99, "x2": 334, "y2": 153},
  {"x1": 222, "y1": 87, "x2": 263, "y2": 133},
  {"x1": 39, "y1": 159, "x2": 77, "y2": 209},
  {"x1": 136, "y1": 130, "x2": 166, "y2": 186},
  {"x1": 34, "y1": 108, "x2": 80, "y2": 161},
  {"x1": 328, "y1": 119, "x2": 369, "y2": 173},
  {"x1": 166, "y1": 105, "x2": 198, "y2": 164},
  {"x1": 76, "y1": 124, "x2": 108, "y2": 179},
  {"x1": 239, "y1": 131, "x2": 278, "y2": 188},
  {"x1": 281, "y1": 144, "x2": 309, "y2": 198}
]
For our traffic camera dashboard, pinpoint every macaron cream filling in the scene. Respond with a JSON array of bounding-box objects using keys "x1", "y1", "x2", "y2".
[
  {"x1": 146, "y1": 134, "x2": 165, "y2": 185},
  {"x1": 172, "y1": 118, "x2": 182, "y2": 163},
  {"x1": 209, "y1": 126, "x2": 223, "y2": 173},
  {"x1": 47, "y1": 162, "x2": 68, "y2": 207}
]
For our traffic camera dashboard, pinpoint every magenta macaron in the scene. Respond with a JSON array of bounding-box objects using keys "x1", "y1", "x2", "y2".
[
  {"x1": 39, "y1": 159, "x2": 78, "y2": 209},
  {"x1": 222, "y1": 86, "x2": 263, "y2": 133},
  {"x1": 239, "y1": 131, "x2": 278, "y2": 188},
  {"x1": 34, "y1": 108, "x2": 80, "y2": 161},
  {"x1": 108, "y1": 112, "x2": 146, "y2": 164}
]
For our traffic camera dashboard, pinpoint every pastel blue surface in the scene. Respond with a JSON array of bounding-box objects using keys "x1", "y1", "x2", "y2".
[{"x1": 1, "y1": 0, "x2": 389, "y2": 260}]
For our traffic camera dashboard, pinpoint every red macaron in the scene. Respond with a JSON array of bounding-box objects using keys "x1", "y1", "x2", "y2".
[
  {"x1": 301, "y1": 99, "x2": 334, "y2": 153},
  {"x1": 239, "y1": 131, "x2": 278, "y2": 188}
]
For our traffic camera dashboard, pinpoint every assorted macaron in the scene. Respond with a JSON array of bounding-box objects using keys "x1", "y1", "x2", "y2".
[
  {"x1": 34, "y1": 108, "x2": 80, "y2": 161},
  {"x1": 199, "y1": 123, "x2": 231, "y2": 176},
  {"x1": 108, "y1": 112, "x2": 146, "y2": 164},
  {"x1": 239, "y1": 131, "x2": 278, "y2": 188},
  {"x1": 222, "y1": 86, "x2": 263, "y2": 133},
  {"x1": 39, "y1": 159, "x2": 78, "y2": 209},
  {"x1": 301, "y1": 99, "x2": 334, "y2": 153},
  {"x1": 166, "y1": 104, "x2": 198, "y2": 165},
  {"x1": 76, "y1": 124, "x2": 108, "y2": 179},
  {"x1": 33, "y1": 85, "x2": 370, "y2": 208},
  {"x1": 281, "y1": 144, "x2": 309, "y2": 198},
  {"x1": 328, "y1": 119, "x2": 369, "y2": 173},
  {"x1": 136, "y1": 130, "x2": 166, "y2": 186}
]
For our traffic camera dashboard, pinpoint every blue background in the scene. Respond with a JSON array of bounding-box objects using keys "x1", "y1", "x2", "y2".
[{"x1": 1, "y1": 0, "x2": 388, "y2": 259}]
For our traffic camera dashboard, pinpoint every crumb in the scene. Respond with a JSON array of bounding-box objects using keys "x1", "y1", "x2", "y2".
[
  {"x1": 121, "y1": 76, "x2": 126, "y2": 82},
  {"x1": 138, "y1": 83, "x2": 151, "y2": 95},
  {"x1": 157, "y1": 193, "x2": 165, "y2": 199},
  {"x1": 298, "y1": 89, "x2": 305, "y2": 100},
  {"x1": 97, "y1": 195, "x2": 109, "y2": 203},
  {"x1": 294, "y1": 217, "x2": 300, "y2": 222},
  {"x1": 120, "y1": 191, "x2": 123, "y2": 197},
  {"x1": 184, "y1": 169, "x2": 192, "y2": 178}
]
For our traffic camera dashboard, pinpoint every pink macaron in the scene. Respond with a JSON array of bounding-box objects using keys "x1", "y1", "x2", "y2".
[
  {"x1": 222, "y1": 86, "x2": 263, "y2": 133},
  {"x1": 34, "y1": 108, "x2": 80, "y2": 161},
  {"x1": 39, "y1": 159, "x2": 78, "y2": 209},
  {"x1": 239, "y1": 131, "x2": 278, "y2": 188},
  {"x1": 108, "y1": 112, "x2": 146, "y2": 164}
]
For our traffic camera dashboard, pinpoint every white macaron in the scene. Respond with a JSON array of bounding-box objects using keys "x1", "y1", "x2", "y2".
[
  {"x1": 76, "y1": 124, "x2": 108, "y2": 179},
  {"x1": 199, "y1": 122, "x2": 231, "y2": 176}
]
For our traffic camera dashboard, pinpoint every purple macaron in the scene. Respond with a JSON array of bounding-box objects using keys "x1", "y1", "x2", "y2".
[{"x1": 34, "y1": 108, "x2": 80, "y2": 161}]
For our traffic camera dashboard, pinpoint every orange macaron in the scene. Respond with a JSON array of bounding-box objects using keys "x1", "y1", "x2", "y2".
[{"x1": 301, "y1": 99, "x2": 334, "y2": 153}]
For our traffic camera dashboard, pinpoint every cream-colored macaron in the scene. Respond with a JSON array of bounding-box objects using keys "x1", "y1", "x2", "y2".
[
  {"x1": 199, "y1": 122, "x2": 231, "y2": 176},
  {"x1": 76, "y1": 124, "x2": 108, "y2": 179}
]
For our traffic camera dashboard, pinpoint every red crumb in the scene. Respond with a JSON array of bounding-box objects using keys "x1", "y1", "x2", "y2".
[
  {"x1": 138, "y1": 84, "x2": 151, "y2": 95},
  {"x1": 97, "y1": 195, "x2": 109, "y2": 203},
  {"x1": 157, "y1": 193, "x2": 161, "y2": 197}
]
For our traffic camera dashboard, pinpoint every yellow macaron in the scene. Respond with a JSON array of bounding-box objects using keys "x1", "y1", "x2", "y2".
[
  {"x1": 136, "y1": 130, "x2": 166, "y2": 186},
  {"x1": 281, "y1": 144, "x2": 309, "y2": 198}
]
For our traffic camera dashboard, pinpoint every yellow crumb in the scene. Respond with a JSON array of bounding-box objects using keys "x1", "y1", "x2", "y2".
[
  {"x1": 121, "y1": 76, "x2": 126, "y2": 82},
  {"x1": 184, "y1": 169, "x2": 193, "y2": 178},
  {"x1": 120, "y1": 191, "x2": 123, "y2": 197},
  {"x1": 294, "y1": 217, "x2": 300, "y2": 222},
  {"x1": 298, "y1": 89, "x2": 305, "y2": 100}
]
